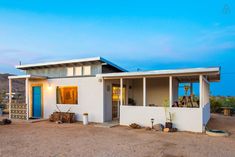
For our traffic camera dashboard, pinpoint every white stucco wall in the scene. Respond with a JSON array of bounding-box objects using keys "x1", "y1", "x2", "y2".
[
  {"x1": 200, "y1": 76, "x2": 211, "y2": 131},
  {"x1": 202, "y1": 103, "x2": 210, "y2": 126},
  {"x1": 146, "y1": 77, "x2": 169, "y2": 106},
  {"x1": 120, "y1": 106, "x2": 203, "y2": 132},
  {"x1": 29, "y1": 77, "x2": 104, "y2": 123}
]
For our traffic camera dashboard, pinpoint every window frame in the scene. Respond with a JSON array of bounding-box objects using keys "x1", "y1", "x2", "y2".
[{"x1": 56, "y1": 86, "x2": 78, "y2": 105}]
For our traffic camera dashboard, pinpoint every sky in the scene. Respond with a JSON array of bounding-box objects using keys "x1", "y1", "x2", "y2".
[{"x1": 0, "y1": 0, "x2": 235, "y2": 96}]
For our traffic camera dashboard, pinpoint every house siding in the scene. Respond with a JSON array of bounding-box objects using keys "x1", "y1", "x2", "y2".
[{"x1": 29, "y1": 77, "x2": 104, "y2": 123}]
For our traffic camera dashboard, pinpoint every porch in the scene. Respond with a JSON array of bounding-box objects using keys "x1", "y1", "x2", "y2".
[
  {"x1": 8, "y1": 75, "x2": 47, "y2": 120},
  {"x1": 100, "y1": 68, "x2": 220, "y2": 132}
]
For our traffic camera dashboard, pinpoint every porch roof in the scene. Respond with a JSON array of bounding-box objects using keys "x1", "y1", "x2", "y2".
[
  {"x1": 8, "y1": 75, "x2": 47, "y2": 80},
  {"x1": 97, "y1": 67, "x2": 220, "y2": 82}
]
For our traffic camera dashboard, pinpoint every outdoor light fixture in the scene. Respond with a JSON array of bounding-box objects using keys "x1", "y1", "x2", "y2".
[
  {"x1": 151, "y1": 118, "x2": 154, "y2": 129},
  {"x1": 98, "y1": 78, "x2": 102, "y2": 82},
  {"x1": 48, "y1": 83, "x2": 52, "y2": 90}
]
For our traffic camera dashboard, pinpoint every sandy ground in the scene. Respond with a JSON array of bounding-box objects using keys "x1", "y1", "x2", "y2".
[{"x1": 0, "y1": 114, "x2": 234, "y2": 157}]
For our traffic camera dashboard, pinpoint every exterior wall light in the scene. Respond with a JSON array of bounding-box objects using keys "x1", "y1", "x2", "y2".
[{"x1": 48, "y1": 83, "x2": 52, "y2": 90}]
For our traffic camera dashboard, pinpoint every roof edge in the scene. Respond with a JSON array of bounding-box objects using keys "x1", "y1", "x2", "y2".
[
  {"x1": 97, "y1": 67, "x2": 221, "y2": 78},
  {"x1": 15, "y1": 56, "x2": 127, "y2": 72}
]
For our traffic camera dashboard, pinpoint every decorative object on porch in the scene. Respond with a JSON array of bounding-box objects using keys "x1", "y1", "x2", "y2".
[
  {"x1": 163, "y1": 127, "x2": 177, "y2": 132},
  {"x1": 129, "y1": 123, "x2": 141, "y2": 129},
  {"x1": 83, "y1": 113, "x2": 89, "y2": 125},
  {"x1": 165, "y1": 121, "x2": 173, "y2": 129},
  {"x1": 151, "y1": 118, "x2": 154, "y2": 129},
  {"x1": 49, "y1": 112, "x2": 75, "y2": 123},
  {"x1": 163, "y1": 99, "x2": 174, "y2": 129},
  {"x1": 0, "y1": 118, "x2": 12, "y2": 125},
  {"x1": 153, "y1": 124, "x2": 164, "y2": 131},
  {"x1": 163, "y1": 128, "x2": 170, "y2": 132}
]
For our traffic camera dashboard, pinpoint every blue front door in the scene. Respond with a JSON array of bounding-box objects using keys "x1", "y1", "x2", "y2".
[{"x1": 32, "y1": 86, "x2": 42, "y2": 118}]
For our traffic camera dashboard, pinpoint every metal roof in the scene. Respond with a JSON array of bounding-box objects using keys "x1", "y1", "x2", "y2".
[
  {"x1": 16, "y1": 57, "x2": 127, "y2": 72},
  {"x1": 8, "y1": 75, "x2": 47, "y2": 80},
  {"x1": 97, "y1": 67, "x2": 220, "y2": 82}
]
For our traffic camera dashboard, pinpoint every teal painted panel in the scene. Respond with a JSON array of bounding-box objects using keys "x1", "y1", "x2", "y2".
[{"x1": 33, "y1": 86, "x2": 42, "y2": 118}]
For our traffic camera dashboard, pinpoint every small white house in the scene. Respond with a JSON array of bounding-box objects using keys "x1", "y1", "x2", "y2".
[{"x1": 8, "y1": 57, "x2": 220, "y2": 132}]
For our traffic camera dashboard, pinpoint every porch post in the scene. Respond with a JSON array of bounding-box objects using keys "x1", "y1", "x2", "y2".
[
  {"x1": 169, "y1": 76, "x2": 173, "y2": 107},
  {"x1": 143, "y1": 77, "x2": 146, "y2": 106},
  {"x1": 199, "y1": 75, "x2": 203, "y2": 108},
  {"x1": 25, "y1": 78, "x2": 29, "y2": 120},
  {"x1": 8, "y1": 79, "x2": 12, "y2": 119},
  {"x1": 120, "y1": 78, "x2": 123, "y2": 106}
]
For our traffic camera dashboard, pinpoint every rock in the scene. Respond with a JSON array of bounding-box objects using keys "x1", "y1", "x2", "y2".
[
  {"x1": 145, "y1": 127, "x2": 152, "y2": 131},
  {"x1": 169, "y1": 128, "x2": 178, "y2": 132},
  {"x1": 153, "y1": 124, "x2": 164, "y2": 131},
  {"x1": 55, "y1": 120, "x2": 63, "y2": 124},
  {"x1": 164, "y1": 128, "x2": 170, "y2": 132},
  {"x1": 129, "y1": 123, "x2": 141, "y2": 129},
  {"x1": 0, "y1": 119, "x2": 12, "y2": 125}
]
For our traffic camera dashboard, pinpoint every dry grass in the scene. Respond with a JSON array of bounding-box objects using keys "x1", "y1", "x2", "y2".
[{"x1": 0, "y1": 114, "x2": 234, "y2": 157}]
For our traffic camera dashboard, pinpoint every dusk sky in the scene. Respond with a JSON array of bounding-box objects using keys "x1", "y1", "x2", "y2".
[{"x1": 0, "y1": 0, "x2": 235, "y2": 96}]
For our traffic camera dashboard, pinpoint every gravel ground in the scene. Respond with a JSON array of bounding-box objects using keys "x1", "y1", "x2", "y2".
[{"x1": 0, "y1": 114, "x2": 234, "y2": 157}]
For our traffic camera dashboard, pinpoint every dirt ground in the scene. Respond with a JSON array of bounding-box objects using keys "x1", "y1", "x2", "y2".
[{"x1": 0, "y1": 114, "x2": 234, "y2": 157}]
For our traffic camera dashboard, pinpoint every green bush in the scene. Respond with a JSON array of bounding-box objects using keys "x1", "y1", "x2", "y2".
[
  {"x1": 210, "y1": 97, "x2": 222, "y2": 113},
  {"x1": 210, "y1": 96, "x2": 235, "y2": 113}
]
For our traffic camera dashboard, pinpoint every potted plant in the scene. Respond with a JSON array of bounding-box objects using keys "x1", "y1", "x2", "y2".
[{"x1": 163, "y1": 99, "x2": 173, "y2": 129}]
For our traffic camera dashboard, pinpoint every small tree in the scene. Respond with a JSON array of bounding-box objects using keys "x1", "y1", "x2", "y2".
[{"x1": 163, "y1": 99, "x2": 173, "y2": 123}]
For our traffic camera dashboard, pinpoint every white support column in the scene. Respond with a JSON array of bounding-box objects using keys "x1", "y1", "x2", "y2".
[
  {"x1": 199, "y1": 75, "x2": 203, "y2": 108},
  {"x1": 120, "y1": 78, "x2": 123, "y2": 106},
  {"x1": 143, "y1": 77, "x2": 146, "y2": 107},
  {"x1": 8, "y1": 79, "x2": 12, "y2": 119},
  {"x1": 25, "y1": 78, "x2": 29, "y2": 120},
  {"x1": 169, "y1": 76, "x2": 173, "y2": 107}
]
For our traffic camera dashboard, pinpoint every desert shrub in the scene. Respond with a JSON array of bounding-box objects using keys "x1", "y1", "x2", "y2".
[
  {"x1": 210, "y1": 97, "x2": 222, "y2": 113},
  {"x1": 210, "y1": 96, "x2": 235, "y2": 113}
]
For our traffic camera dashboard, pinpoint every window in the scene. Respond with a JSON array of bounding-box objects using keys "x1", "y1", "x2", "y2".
[
  {"x1": 75, "y1": 66, "x2": 82, "y2": 76},
  {"x1": 83, "y1": 66, "x2": 91, "y2": 75},
  {"x1": 67, "y1": 67, "x2": 74, "y2": 76},
  {"x1": 56, "y1": 86, "x2": 78, "y2": 104}
]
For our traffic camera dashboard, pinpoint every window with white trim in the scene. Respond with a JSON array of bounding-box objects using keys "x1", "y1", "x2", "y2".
[
  {"x1": 67, "y1": 67, "x2": 74, "y2": 76},
  {"x1": 83, "y1": 66, "x2": 91, "y2": 75},
  {"x1": 75, "y1": 66, "x2": 82, "y2": 76}
]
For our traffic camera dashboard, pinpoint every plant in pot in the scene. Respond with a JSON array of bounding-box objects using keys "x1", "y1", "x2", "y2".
[{"x1": 163, "y1": 99, "x2": 173, "y2": 129}]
